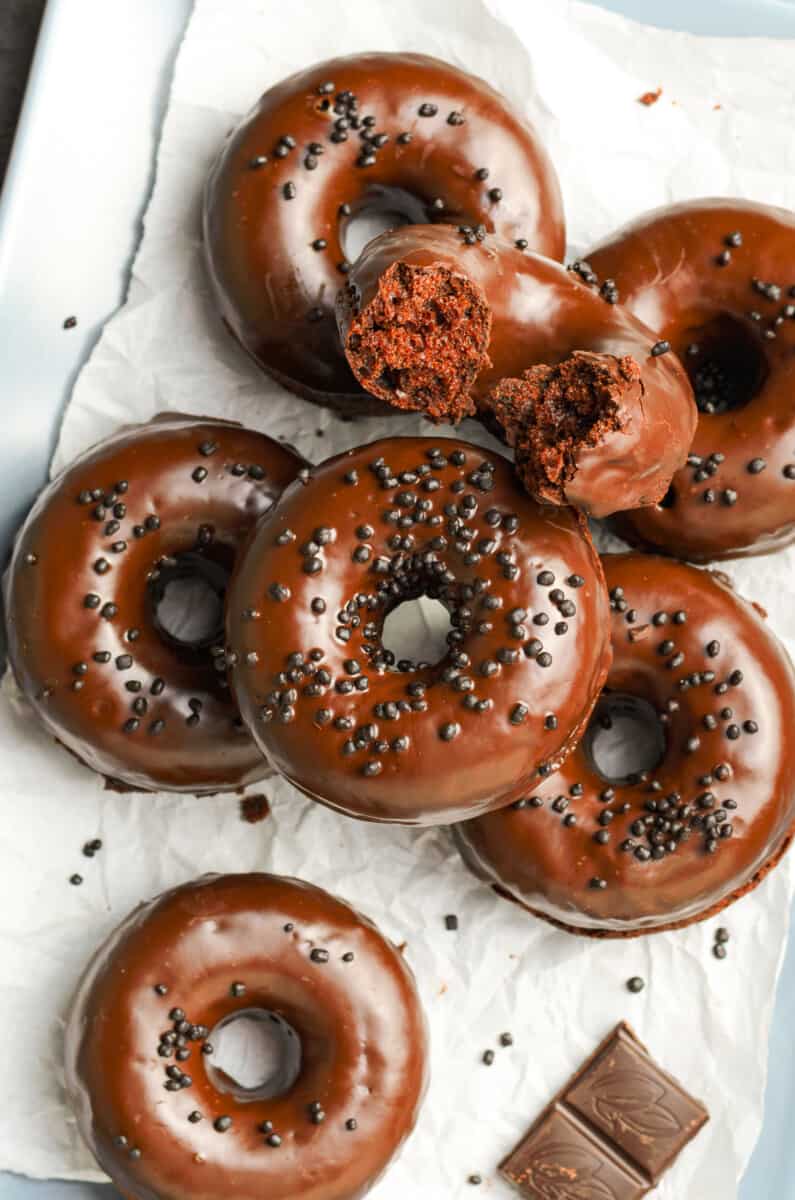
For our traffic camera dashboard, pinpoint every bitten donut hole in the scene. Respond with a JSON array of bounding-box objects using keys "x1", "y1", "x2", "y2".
[
  {"x1": 381, "y1": 595, "x2": 452, "y2": 670},
  {"x1": 585, "y1": 693, "x2": 666, "y2": 784},
  {"x1": 149, "y1": 552, "x2": 229, "y2": 651},
  {"x1": 680, "y1": 313, "x2": 768, "y2": 414},
  {"x1": 205, "y1": 1008, "x2": 302, "y2": 1101},
  {"x1": 344, "y1": 258, "x2": 491, "y2": 422}
]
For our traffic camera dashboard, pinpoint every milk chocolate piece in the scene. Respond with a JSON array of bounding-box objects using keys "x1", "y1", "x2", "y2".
[
  {"x1": 502, "y1": 1105, "x2": 647, "y2": 1199},
  {"x1": 501, "y1": 1023, "x2": 708, "y2": 1197}
]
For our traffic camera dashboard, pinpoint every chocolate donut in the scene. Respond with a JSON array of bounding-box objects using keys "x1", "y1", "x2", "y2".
[
  {"x1": 225, "y1": 437, "x2": 611, "y2": 824},
  {"x1": 454, "y1": 553, "x2": 795, "y2": 936},
  {"x1": 5, "y1": 416, "x2": 304, "y2": 793},
  {"x1": 586, "y1": 199, "x2": 795, "y2": 559},
  {"x1": 65, "y1": 872, "x2": 428, "y2": 1200},
  {"x1": 337, "y1": 226, "x2": 696, "y2": 516},
  {"x1": 203, "y1": 53, "x2": 564, "y2": 412}
]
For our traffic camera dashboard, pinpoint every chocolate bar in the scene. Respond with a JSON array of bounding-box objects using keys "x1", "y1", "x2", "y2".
[{"x1": 501, "y1": 1022, "x2": 708, "y2": 1198}]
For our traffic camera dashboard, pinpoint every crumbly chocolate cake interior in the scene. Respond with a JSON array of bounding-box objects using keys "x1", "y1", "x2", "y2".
[
  {"x1": 485, "y1": 351, "x2": 637, "y2": 504},
  {"x1": 344, "y1": 261, "x2": 492, "y2": 422}
]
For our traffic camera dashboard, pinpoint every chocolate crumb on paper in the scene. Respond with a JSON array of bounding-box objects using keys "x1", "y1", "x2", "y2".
[{"x1": 240, "y1": 793, "x2": 271, "y2": 823}]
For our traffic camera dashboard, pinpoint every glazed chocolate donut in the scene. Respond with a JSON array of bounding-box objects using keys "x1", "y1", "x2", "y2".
[
  {"x1": 586, "y1": 199, "x2": 795, "y2": 559},
  {"x1": 5, "y1": 416, "x2": 304, "y2": 793},
  {"x1": 336, "y1": 226, "x2": 696, "y2": 517},
  {"x1": 225, "y1": 437, "x2": 611, "y2": 824},
  {"x1": 65, "y1": 873, "x2": 428, "y2": 1200},
  {"x1": 203, "y1": 53, "x2": 564, "y2": 412},
  {"x1": 454, "y1": 553, "x2": 795, "y2": 936}
]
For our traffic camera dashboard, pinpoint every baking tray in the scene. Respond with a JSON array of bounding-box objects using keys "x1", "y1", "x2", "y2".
[{"x1": 1, "y1": 0, "x2": 794, "y2": 1196}]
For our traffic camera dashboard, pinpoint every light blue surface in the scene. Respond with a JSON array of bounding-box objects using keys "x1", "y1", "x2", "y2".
[{"x1": 1, "y1": 1, "x2": 794, "y2": 1197}]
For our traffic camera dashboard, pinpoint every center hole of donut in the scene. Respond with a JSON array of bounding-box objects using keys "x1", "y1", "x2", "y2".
[
  {"x1": 679, "y1": 313, "x2": 769, "y2": 415},
  {"x1": 342, "y1": 186, "x2": 427, "y2": 261},
  {"x1": 586, "y1": 693, "x2": 666, "y2": 784},
  {"x1": 149, "y1": 552, "x2": 229, "y2": 650},
  {"x1": 381, "y1": 595, "x2": 452, "y2": 669},
  {"x1": 205, "y1": 1008, "x2": 302, "y2": 1101}
]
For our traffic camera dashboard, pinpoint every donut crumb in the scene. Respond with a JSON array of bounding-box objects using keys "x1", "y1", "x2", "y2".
[
  {"x1": 240, "y1": 793, "x2": 271, "y2": 823},
  {"x1": 484, "y1": 351, "x2": 635, "y2": 506},
  {"x1": 343, "y1": 261, "x2": 491, "y2": 423}
]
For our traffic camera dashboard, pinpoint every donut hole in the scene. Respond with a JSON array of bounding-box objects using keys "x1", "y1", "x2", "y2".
[
  {"x1": 149, "y1": 551, "x2": 229, "y2": 652},
  {"x1": 585, "y1": 693, "x2": 666, "y2": 785},
  {"x1": 381, "y1": 595, "x2": 453, "y2": 670},
  {"x1": 205, "y1": 1008, "x2": 302, "y2": 1102},
  {"x1": 679, "y1": 313, "x2": 769, "y2": 414},
  {"x1": 342, "y1": 187, "x2": 427, "y2": 262}
]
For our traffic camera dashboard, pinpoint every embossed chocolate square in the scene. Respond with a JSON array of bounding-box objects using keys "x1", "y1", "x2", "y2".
[
  {"x1": 565, "y1": 1023, "x2": 709, "y2": 1180},
  {"x1": 500, "y1": 1022, "x2": 708, "y2": 1197},
  {"x1": 501, "y1": 1103, "x2": 648, "y2": 1199}
]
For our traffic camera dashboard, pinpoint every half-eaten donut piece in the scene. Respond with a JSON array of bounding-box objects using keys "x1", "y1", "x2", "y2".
[{"x1": 485, "y1": 351, "x2": 651, "y2": 517}]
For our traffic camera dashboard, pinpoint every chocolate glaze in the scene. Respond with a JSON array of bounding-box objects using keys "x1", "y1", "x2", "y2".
[
  {"x1": 587, "y1": 198, "x2": 795, "y2": 559},
  {"x1": 65, "y1": 873, "x2": 428, "y2": 1200},
  {"x1": 203, "y1": 53, "x2": 564, "y2": 412},
  {"x1": 337, "y1": 226, "x2": 696, "y2": 516},
  {"x1": 5, "y1": 416, "x2": 304, "y2": 793},
  {"x1": 226, "y1": 437, "x2": 611, "y2": 825},
  {"x1": 454, "y1": 553, "x2": 795, "y2": 935}
]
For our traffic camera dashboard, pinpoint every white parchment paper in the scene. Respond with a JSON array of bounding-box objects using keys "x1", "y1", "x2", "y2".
[{"x1": 3, "y1": 0, "x2": 795, "y2": 1194}]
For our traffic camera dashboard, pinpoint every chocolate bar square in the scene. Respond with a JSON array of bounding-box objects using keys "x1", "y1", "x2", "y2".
[
  {"x1": 501, "y1": 1023, "x2": 708, "y2": 1196},
  {"x1": 565, "y1": 1024, "x2": 709, "y2": 1179},
  {"x1": 502, "y1": 1103, "x2": 648, "y2": 1199}
]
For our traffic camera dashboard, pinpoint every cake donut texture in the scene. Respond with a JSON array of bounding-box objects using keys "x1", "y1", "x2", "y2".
[
  {"x1": 204, "y1": 53, "x2": 564, "y2": 411},
  {"x1": 454, "y1": 554, "x2": 795, "y2": 935},
  {"x1": 226, "y1": 437, "x2": 612, "y2": 824},
  {"x1": 337, "y1": 226, "x2": 696, "y2": 516},
  {"x1": 5, "y1": 416, "x2": 304, "y2": 793},
  {"x1": 586, "y1": 198, "x2": 795, "y2": 559},
  {"x1": 65, "y1": 873, "x2": 428, "y2": 1200}
]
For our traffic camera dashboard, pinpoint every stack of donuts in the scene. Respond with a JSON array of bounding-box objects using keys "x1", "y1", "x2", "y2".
[{"x1": 7, "y1": 52, "x2": 795, "y2": 1200}]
